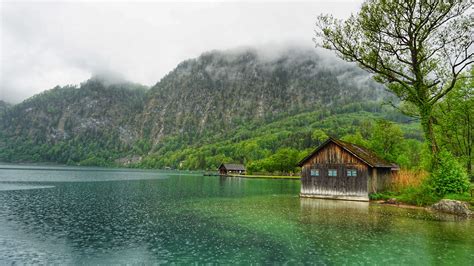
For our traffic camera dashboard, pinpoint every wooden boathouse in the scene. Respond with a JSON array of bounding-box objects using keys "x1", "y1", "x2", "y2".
[
  {"x1": 298, "y1": 137, "x2": 398, "y2": 201},
  {"x1": 218, "y1": 163, "x2": 246, "y2": 175}
]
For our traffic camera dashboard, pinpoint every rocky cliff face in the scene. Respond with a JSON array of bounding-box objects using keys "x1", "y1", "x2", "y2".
[
  {"x1": 2, "y1": 78, "x2": 146, "y2": 145},
  {"x1": 141, "y1": 47, "x2": 387, "y2": 144},
  {"x1": 0, "y1": 77, "x2": 147, "y2": 163},
  {"x1": 4, "y1": 77, "x2": 147, "y2": 141}
]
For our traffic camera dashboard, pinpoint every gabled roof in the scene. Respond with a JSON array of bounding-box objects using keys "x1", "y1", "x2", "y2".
[
  {"x1": 297, "y1": 137, "x2": 394, "y2": 168},
  {"x1": 219, "y1": 163, "x2": 246, "y2": 171}
]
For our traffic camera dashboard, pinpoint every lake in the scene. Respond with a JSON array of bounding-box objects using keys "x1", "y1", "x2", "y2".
[{"x1": 0, "y1": 165, "x2": 472, "y2": 264}]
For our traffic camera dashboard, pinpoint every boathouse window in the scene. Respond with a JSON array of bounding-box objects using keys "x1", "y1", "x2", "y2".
[
  {"x1": 347, "y1": 169, "x2": 357, "y2": 177},
  {"x1": 310, "y1": 169, "x2": 320, "y2": 176},
  {"x1": 328, "y1": 169, "x2": 337, "y2": 176}
]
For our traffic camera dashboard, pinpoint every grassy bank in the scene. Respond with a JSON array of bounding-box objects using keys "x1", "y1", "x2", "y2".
[
  {"x1": 371, "y1": 190, "x2": 474, "y2": 208},
  {"x1": 369, "y1": 170, "x2": 473, "y2": 208}
]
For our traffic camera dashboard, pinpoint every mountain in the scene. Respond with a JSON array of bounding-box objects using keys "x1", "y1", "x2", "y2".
[
  {"x1": 0, "y1": 77, "x2": 147, "y2": 164},
  {"x1": 0, "y1": 100, "x2": 11, "y2": 115},
  {"x1": 141, "y1": 47, "x2": 388, "y2": 144},
  {"x1": 0, "y1": 46, "x2": 419, "y2": 168}
]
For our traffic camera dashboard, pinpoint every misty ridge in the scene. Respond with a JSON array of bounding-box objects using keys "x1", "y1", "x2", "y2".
[
  {"x1": 2, "y1": 44, "x2": 386, "y2": 105},
  {"x1": 172, "y1": 45, "x2": 384, "y2": 95}
]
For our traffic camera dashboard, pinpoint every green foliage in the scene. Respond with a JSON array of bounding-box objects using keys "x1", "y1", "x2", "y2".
[
  {"x1": 0, "y1": 78, "x2": 147, "y2": 166},
  {"x1": 78, "y1": 156, "x2": 111, "y2": 167},
  {"x1": 370, "y1": 120, "x2": 403, "y2": 162},
  {"x1": 316, "y1": 0, "x2": 473, "y2": 157},
  {"x1": 247, "y1": 148, "x2": 301, "y2": 174},
  {"x1": 0, "y1": 93, "x2": 423, "y2": 171},
  {"x1": 341, "y1": 119, "x2": 426, "y2": 169},
  {"x1": 377, "y1": 150, "x2": 471, "y2": 207},
  {"x1": 341, "y1": 131, "x2": 369, "y2": 148},
  {"x1": 136, "y1": 110, "x2": 422, "y2": 171},
  {"x1": 434, "y1": 68, "x2": 474, "y2": 177},
  {"x1": 311, "y1": 129, "x2": 328, "y2": 146},
  {"x1": 444, "y1": 193, "x2": 474, "y2": 208},
  {"x1": 368, "y1": 192, "x2": 392, "y2": 201},
  {"x1": 372, "y1": 183, "x2": 440, "y2": 206},
  {"x1": 373, "y1": 152, "x2": 472, "y2": 206},
  {"x1": 0, "y1": 49, "x2": 425, "y2": 172},
  {"x1": 429, "y1": 150, "x2": 470, "y2": 196},
  {"x1": 395, "y1": 185, "x2": 440, "y2": 206}
]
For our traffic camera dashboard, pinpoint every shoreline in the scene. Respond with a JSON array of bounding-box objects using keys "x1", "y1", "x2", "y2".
[
  {"x1": 227, "y1": 174, "x2": 300, "y2": 180},
  {"x1": 372, "y1": 200, "x2": 473, "y2": 217},
  {"x1": 217, "y1": 174, "x2": 473, "y2": 216},
  {"x1": 371, "y1": 200, "x2": 428, "y2": 210}
]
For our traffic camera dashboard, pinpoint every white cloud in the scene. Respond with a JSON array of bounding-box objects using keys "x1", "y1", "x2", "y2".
[{"x1": 0, "y1": 1, "x2": 362, "y2": 103}]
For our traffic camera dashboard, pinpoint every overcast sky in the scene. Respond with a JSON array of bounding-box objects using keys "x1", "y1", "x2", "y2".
[{"x1": 0, "y1": 0, "x2": 363, "y2": 103}]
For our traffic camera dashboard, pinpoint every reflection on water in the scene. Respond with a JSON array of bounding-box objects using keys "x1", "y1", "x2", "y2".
[
  {"x1": 300, "y1": 198, "x2": 369, "y2": 212},
  {"x1": 0, "y1": 183, "x2": 55, "y2": 191},
  {"x1": 0, "y1": 167, "x2": 172, "y2": 183},
  {"x1": 0, "y1": 165, "x2": 472, "y2": 264}
]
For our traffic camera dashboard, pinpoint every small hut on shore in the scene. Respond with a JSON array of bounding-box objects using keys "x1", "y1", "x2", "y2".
[
  {"x1": 218, "y1": 163, "x2": 246, "y2": 175},
  {"x1": 298, "y1": 137, "x2": 398, "y2": 201}
]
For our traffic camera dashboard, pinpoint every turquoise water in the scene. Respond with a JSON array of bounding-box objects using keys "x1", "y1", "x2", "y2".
[{"x1": 0, "y1": 165, "x2": 472, "y2": 264}]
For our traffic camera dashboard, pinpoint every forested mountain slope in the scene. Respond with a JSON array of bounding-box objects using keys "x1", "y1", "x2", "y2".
[
  {"x1": 0, "y1": 47, "x2": 421, "y2": 168},
  {"x1": 0, "y1": 77, "x2": 147, "y2": 163},
  {"x1": 141, "y1": 47, "x2": 388, "y2": 144}
]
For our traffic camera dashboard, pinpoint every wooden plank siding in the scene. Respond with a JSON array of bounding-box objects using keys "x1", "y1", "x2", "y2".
[
  {"x1": 300, "y1": 142, "x2": 370, "y2": 201},
  {"x1": 368, "y1": 168, "x2": 392, "y2": 193}
]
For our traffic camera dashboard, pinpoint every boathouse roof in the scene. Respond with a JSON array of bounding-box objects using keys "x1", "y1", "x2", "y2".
[
  {"x1": 297, "y1": 137, "x2": 394, "y2": 168},
  {"x1": 219, "y1": 163, "x2": 246, "y2": 171}
]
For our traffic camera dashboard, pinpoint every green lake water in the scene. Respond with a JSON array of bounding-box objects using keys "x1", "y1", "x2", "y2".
[{"x1": 0, "y1": 164, "x2": 472, "y2": 264}]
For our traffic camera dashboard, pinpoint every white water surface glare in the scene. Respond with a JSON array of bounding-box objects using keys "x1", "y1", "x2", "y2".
[{"x1": 0, "y1": 164, "x2": 473, "y2": 264}]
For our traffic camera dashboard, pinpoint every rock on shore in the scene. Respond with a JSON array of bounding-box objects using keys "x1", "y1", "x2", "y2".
[{"x1": 431, "y1": 199, "x2": 472, "y2": 216}]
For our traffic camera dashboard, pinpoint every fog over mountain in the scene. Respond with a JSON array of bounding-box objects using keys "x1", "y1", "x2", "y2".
[{"x1": 0, "y1": 1, "x2": 364, "y2": 103}]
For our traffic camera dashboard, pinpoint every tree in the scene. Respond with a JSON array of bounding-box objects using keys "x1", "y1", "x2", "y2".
[
  {"x1": 250, "y1": 148, "x2": 300, "y2": 174},
  {"x1": 315, "y1": 0, "x2": 473, "y2": 158},
  {"x1": 271, "y1": 148, "x2": 300, "y2": 173},
  {"x1": 341, "y1": 120, "x2": 428, "y2": 169},
  {"x1": 311, "y1": 129, "x2": 328, "y2": 146},
  {"x1": 435, "y1": 68, "x2": 474, "y2": 176},
  {"x1": 341, "y1": 131, "x2": 370, "y2": 148},
  {"x1": 370, "y1": 120, "x2": 404, "y2": 162}
]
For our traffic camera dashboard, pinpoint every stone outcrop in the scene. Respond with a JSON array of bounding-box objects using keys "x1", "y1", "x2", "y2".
[
  {"x1": 431, "y1": 199, "x2": 472, "y2": 216},
  {"x1": 384, "y1": 198, "x2": 399, "y2": 205}
]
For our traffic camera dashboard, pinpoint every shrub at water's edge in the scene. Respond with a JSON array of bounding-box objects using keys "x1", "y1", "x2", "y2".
[
  {"x1": 370, "y1": 152, "x2": 472, "y2": 207},
  {"x1": 430, "y1": 150, "x2": 470, "y2": 196},
  {"x1": 369, "y1": 170, "x2": 440, "y2": 206}
]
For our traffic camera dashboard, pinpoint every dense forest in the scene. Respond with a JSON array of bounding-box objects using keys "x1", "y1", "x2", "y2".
[{"x1": 0, "y1": 47, "x2": 470, "y2": 178}]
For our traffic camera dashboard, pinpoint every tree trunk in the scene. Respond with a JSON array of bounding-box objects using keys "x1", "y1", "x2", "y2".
[
  {"x1": 419, "y1": 104, "x2": 438, "y2": 160},
  {"x1": 467, "y1": 158, "x2": 472, "y2": 180},
  {"x1": 467, "y1": 149, "x2": 472, "y2": 180},
  {"x1": 467, "y1": 111, "x2": 473, "y2": 180}
]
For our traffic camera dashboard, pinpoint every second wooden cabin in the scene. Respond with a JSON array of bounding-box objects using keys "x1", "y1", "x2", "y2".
[
  {"x1": 298, "y1": 137, "x2": 398, "y2": 201},
  {"x1": 218, "y1": 163, "x2": 246, "y2": 175}
]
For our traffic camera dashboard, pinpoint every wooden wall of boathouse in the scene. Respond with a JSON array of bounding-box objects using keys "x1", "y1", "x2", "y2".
[{"x1": 368, "y1": 167, "x2": 392, "y2": 194}]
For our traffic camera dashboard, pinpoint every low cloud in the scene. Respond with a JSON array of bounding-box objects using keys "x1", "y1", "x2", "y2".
[{"x1": 0, "y1": 1, "x2": 362, "y2": 103}]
